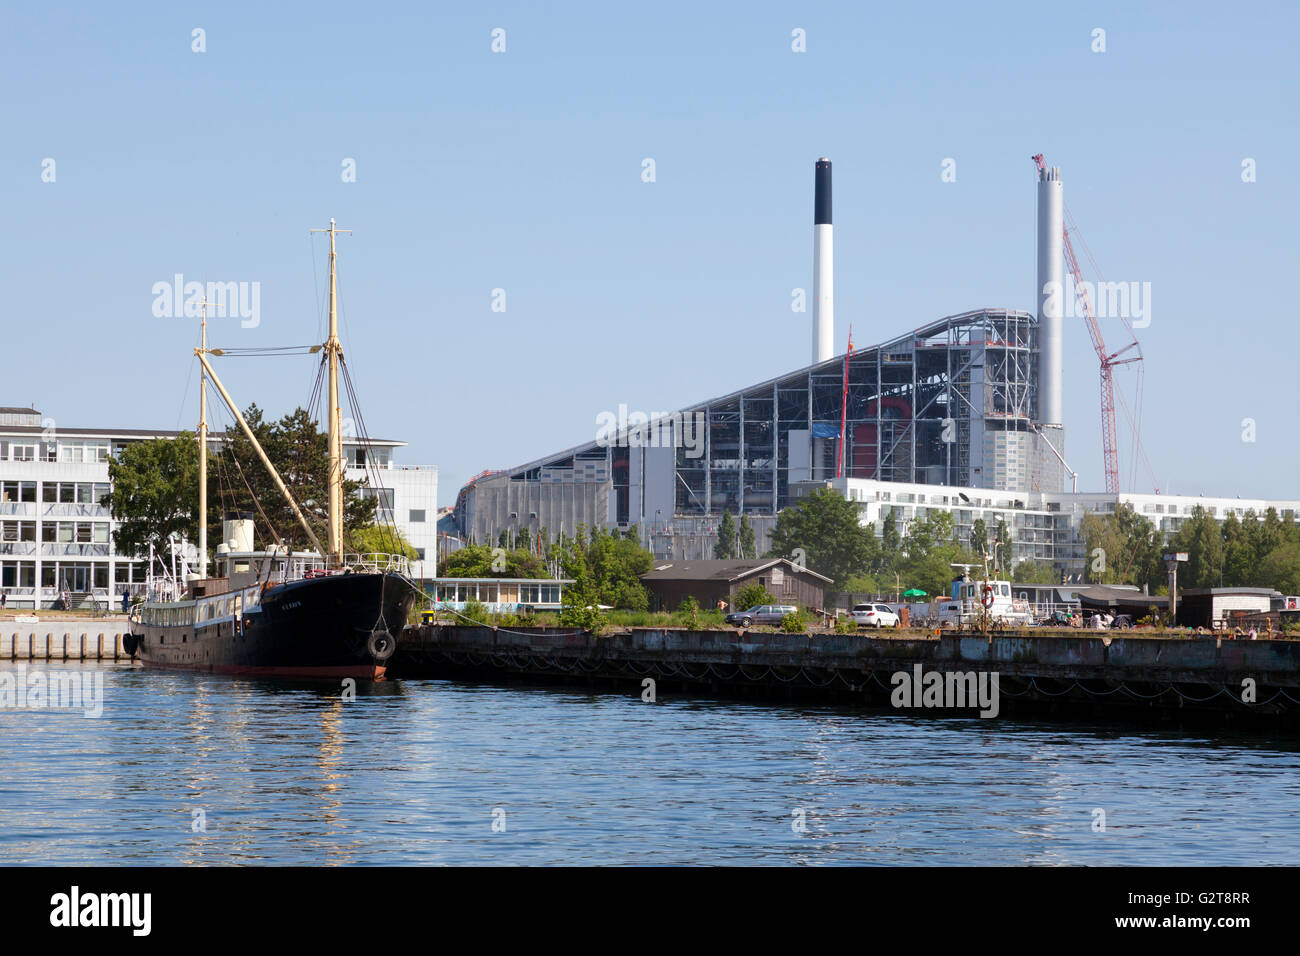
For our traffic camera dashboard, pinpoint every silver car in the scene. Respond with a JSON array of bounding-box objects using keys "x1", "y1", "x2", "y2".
[{"x1": 725, "y1": 604, "x2": 799, "y2": 627}]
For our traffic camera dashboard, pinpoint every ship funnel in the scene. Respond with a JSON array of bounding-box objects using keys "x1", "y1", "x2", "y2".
[{"x1": 223, "y1": 511, "x2": 255, "y2": 553}]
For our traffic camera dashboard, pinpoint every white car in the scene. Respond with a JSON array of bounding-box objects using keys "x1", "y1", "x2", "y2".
[{"x1": 852, "y1": 603, "x2": 900, "y2": 628}]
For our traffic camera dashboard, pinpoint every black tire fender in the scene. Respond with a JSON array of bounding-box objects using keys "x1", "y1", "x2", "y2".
[{"x1": 367, "y1": 629, "x2": 396, "y2": 662}]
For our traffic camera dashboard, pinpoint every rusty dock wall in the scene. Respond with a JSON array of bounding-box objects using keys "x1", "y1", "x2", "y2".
[{"x1": 392, "y1": 625, "x2": 1300, "y2": 726}]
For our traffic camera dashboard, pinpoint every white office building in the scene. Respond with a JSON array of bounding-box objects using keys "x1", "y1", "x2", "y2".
[{"x1": 0, "y1": 406, "x2": 437, "y2": 610}]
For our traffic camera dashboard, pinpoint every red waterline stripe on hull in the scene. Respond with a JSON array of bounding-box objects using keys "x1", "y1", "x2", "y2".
[{"x1": 139, "y1": 661, "x2": 386, "y2": 680}]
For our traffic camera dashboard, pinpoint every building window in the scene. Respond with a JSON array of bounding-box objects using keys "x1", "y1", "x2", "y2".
[
  {"x1": 359, "y1": 486, "x2": 395, "y2": 515},
  {"x1": 409, "y1": 509, "x2": 426, "y2": 523},
  {"x1": 2, "y1": 481, "x2": 37, "y2": 503},
  {"x1": 415, "y1": 548, "x2": 425, "y2": 560}
]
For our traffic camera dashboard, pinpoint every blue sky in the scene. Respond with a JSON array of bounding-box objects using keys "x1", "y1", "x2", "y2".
[{"x1": 2, "y1": 1, "x2": 1296, "y2": 502}]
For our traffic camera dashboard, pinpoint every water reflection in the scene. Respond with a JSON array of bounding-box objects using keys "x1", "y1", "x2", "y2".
[{"x1": 1, "y1": 664, "x2": 1299, "y2": 865}]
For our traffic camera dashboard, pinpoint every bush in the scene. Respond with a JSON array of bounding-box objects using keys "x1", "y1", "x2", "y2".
[
  {"x1": 734, "y1": 584, "x2": 775, "y2": 613},
  {"x1": 780, "y1": 611, "x2": 806, "y2": 633},
  {"x1": 676, "y1": 596, "x2": 701, "y2": 630},
  {"x1": 834, "y1": 616, "x2": 856, "y2": 634},
  {"x1": 497, "y1": 609, "x2": 540, "y2": 629},
  {"x1": 457, "y1": 599, "x2": 491, "y2": 625},
  {"x1": 559, "y1": 601, "x2": 604, "y2": 632}
]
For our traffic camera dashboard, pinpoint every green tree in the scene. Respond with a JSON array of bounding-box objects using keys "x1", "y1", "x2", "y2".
[
  {"x1": 1221, "y1": 512, "x2": 1254, "y2": 586},
  {"x1": 559, "y1": 563, "x2": 604, "y2": 630},
  {"x1": 1012, "y1": 560, "x2": 1056, "y2": 584},
  {"x1": 212, "y1": 404, "x2": 375, "y2": 552},
  {"x1": 1113, "y1": 503, "x2": 1162, "y2": 589},
  {"x1": 439, "y1": 543, "x2": 494, "y2": 577},
  {"x1": 348, "y1": 523, "x2": 418, "y2": 561},
  {"x1": 585, "y1": 527, "x2": 653, "y2": 609},
  {"x1": 768, "y1": 487, "x2": 878, "y2": 588},
  {"x1": 903, "y1": 511, "x2": 955, "y2": 559},
  {"x1": 903, "y1": 552, "x2": 964, "y2": 598},
  {"x1": 881, "y1": 510, "x2": 902, "y2": 565},
  {"x1": 738, "y1": 515, "x2": 757, "y2": 560},
  {"x1": 439, "y1": 543, "x2": 547, "y2": 579},
  {"x1": 842, "y1": 573, "x2": 881, "y2": 595},
  {"x1": 1260, "y1": 508, "x2": 1286, "y2": 557},
  {"x1": 969, "y1": 518, "x2": 988, "y2": 558},
  {"x1": 1081, "y1": 503, "x2": 1160, "y2": 588},
  {"x1": 735, "y1": 582, "x2": 775, "y2": 611},
  {"x1": 1169, "y1": 505, "x2": 1224, "y2": 588},
  {"x1": 1258, "y1": 543, "x2": 1300, "y2": 595},
  {"x1": 106, "y1": 433, "x2": 199, "y2": 560},
  {"x1": 714, "y1": 510, "x2": 737, "y2": 559}
]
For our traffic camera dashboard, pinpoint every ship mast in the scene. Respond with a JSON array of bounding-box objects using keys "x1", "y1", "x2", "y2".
[
  {"x1": 196, "y1": 297, "x2": 210, "y2": 580},
  {"x1": 311, "y1": 218, "x2": 350, "y2": 566},
  {"x1": 194, "y1": 351, "x2": 329, "y2": 559}
]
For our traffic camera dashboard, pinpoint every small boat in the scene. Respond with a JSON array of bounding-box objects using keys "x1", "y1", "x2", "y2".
[{"x1": 126, "y1": 221, "x2": 418, "y2": 678}]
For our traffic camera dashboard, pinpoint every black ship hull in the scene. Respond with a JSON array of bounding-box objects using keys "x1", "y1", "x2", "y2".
[{"x1": 129, "y1": 571, "x2": 418, "y2": 680}]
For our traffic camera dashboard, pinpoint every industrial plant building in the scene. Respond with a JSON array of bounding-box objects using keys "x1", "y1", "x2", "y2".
[{"x1": 449, "y1": 158, "x2": 1298, "y2": 576}]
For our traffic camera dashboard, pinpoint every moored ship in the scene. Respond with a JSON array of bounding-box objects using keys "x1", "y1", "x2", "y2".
[
  {"x1": 126, "y1": 220, "x2": 417, "y2": 678},
  {"x1": 126, "y1": 517, "x2": 416, "y2": 678}
]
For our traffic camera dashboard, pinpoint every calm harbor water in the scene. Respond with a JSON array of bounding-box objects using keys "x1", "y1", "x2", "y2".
[{"x1": 1, "y1": 661, "x2": 1298, "y2": 866}]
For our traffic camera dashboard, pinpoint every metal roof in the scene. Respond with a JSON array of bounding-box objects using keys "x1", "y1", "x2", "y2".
[
  {"x1": 640, "y1": 558, "x2": 833, "y2": 584},
  {"x1": 476, "y1": 307, "x2": 1032, "y2": 481},
  {"x1": 1181, "y1": 587, "x2": 1282, "y2": 597},
  {"x1": 1074, "y1": 585, "x2": 1168, "y2": 608},
  {"x1": 0, "y1": 424, "x2": 404, "y2": 446}
]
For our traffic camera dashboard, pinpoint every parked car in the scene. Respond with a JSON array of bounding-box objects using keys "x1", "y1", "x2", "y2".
[
  {"x1": 725, "y1": 604, "x2": 798, "y2": 627},
  {"x1": 852, "y1": 603, "x2": 900, "y2": 628},
  {"x1": 1110, "y1": 614, "x2": 1134, "y2": 629}
]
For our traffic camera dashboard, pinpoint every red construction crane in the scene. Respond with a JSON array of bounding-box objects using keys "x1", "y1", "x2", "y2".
[
  {"x1": 1032, "y1": 154, "x2": 1153, "y2": 494},
  {"x1": 837, "y1": 327, "x2": 853, "y2": 478}
]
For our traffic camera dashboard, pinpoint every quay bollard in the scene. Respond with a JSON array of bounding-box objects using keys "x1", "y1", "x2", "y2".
[
  {"x1": 45, "y1": 634, "x2": 52, "y2": 661},
  {"x1": 62, "y1": 634, "x2": 69, "y2": 661},
  {"x1": 79, "y1": 634, "x2": 86, "y2": 661},
  {"x1": 96, "y1": 634, "x2": 103, "y2": 661}
]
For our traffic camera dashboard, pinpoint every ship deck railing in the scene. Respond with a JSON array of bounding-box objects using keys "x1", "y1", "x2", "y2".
[{"x1": 300, "y1": 553, "x2": 413, "y2": 577}]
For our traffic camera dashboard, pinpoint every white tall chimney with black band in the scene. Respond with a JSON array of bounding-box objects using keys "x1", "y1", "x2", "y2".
[{"x1": 813, "y1": 158, "x2": 833, "y2": 364}]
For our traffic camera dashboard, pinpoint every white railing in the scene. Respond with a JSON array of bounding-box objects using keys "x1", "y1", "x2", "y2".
[{"x1": 281, "y1": 552, "x2": 412, "y2": 581}]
